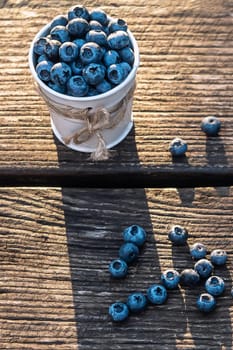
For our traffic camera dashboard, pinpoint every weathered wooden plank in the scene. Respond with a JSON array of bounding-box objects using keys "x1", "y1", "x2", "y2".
[
  {"x1": 0, "y1": 1, "x2": 233, "y2": 185},
  {"x1": 0, "y1": 187, "x2": 232, "y2": 349}
]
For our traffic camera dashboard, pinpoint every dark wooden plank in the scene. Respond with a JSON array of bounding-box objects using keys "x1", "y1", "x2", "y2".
[
  {"x1": 0, "y1": 1, "x2": 233, "y2": 186},
  {"x1": 0, "y1": 187, "x2": 232, "y2": 349}
]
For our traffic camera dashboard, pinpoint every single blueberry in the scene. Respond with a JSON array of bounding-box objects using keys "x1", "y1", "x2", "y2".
[
  {"x1": 33, "y1": 36, "x2": 49, "y2": 56},
  {"x1": 67, "y1": 75, "x2": 89, "y2": 97},
  {"x1": 168, "y1": 225, "x2": 188, "y2": 245},
  {"x1": 147, "y1": 284, "x2": 167, "y2": 305},
  {"x1": 127, "y1": 292, "x2": 147, "y2": 313},
  {"x1": 50, "y1": 15, "x2": 68, "y2": 29},
  {"x1": 96, "y1": 79, "x2": 112, "y2": 94},
  {"x1": 83, "y1": 63, "x2": 106, "y2": 85},
  {"x1": 180, "y1": 268, "x2": 200, "y2": 287},
  {"x1": 36, "y1": 60, "x2": 53, "y2": 82},
  {"x1": 120, "y1": 62, "x2": 132, "y2": 75},
  {"x1": 122, "y1": 225, "x2": 146, "y2": 247},
  {"x1": 70, "y1": 59, "x2": 84, "y2": 75},
  {"x1": 109, "y1": 302, "x2": 129, "y2": 322},
  {"x1": 119, "y1": 47, "x2": 135, "y2": 66},
  {"x1": 89, "y1": 20, "x2": 104, "y2": 31},
  {"x1": 80, "y1": 42, "x2": 103, "y2": 64},
  {"x1": 210, "y1": 249, "x2": 227, "y2": 266},
  {"x1": 196, "y1": 293, "x2": 216, "y2": 313},
  {"x1": 86, "y1": 29, "x2": 108, "y2": 47},
  {"x1": 107, "y1": 63, "x2": 128, "y2": 85},
  {"x1": 67, "y1": 18, "x2": 89, "y2": 38},
  {"x1": 103, "y1": 50, "x2": 120, "y2": 67},
  {"x1": 50, "y1": 62, "x2": 72, "y2": 86},
  {"x1": 90, "y1": 8, "x2": 108, "y2": 26},
  {"x1": 44, "y1": 39, "x2": 61, "y2": 61},
  {"x1": 50, "y1": 25, "x2": 70, "y2": 43},
  {"x1": 87, "y1": 86, "x2": 99, "y2": 96},
  {"x1": 109, "y1": 258, "x2": 128, "y2": 279},
  {"x1": 72, "y1": 38, "x2": 86, "y2": 51},
  {"x1": 119, "y1": 242, "x2": 139, "y2": 264},
  {"x1": 201, "y1": 116, "x2": 221, "y2": 136},
  {"x1": 161, "y1": 269, "x2": 180, "y2": 289},
  {"x1": 190, "y1": 242, "x2": 207, "y2": 260},
  {"x1": 37, "y1": 54, "x2": 50, "y2": 64},
  {"x1": 107, "y1": 30, "x2": 130, "y2": 50},
  {"x1": 48, "y1": 81, "x2": 66, "y2": 94},
  {"x1": 59, "y1": 41, "x2": 79, "y2": 62},
  {"x1": 169, "y1": 137, "x2": 188, "y2": 156},
  {"x1": 108, "y1": 18, "x2": 128, "y2": 33},
  {"x1": 67, "y1": 4, "x2": 90, "y2": 21},
  {"x1": 205, "y1": 275, "x2": 225, "y2": 296},
  {"x1": 194, "y1": 258, "x2": 213, "y2": 279}
]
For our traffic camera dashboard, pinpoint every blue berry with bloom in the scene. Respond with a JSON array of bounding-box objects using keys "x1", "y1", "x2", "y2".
[
  {"x1": 107, "y1": 30, "x2": 130, "y2": 49},
  {"x1": 119, "y1": 47, "x2": 135, "y2": 65},
  {"x1": 59, "y1": 42, "x2": 79, "y2": 62},
  {"x1": 86, "y1": 29, "x2": 108, "y2": 47},
  {"x1": 169, "y1": 137, "x2": 188, "y2": 156},
  {"x1": 70, "y1": 59, "x2": 84, "y2": 75},
  {"x1": 123, "y1": 225, "x2": 146, "y2": 247},
  {"x1": 180, "y1": 268, "x2": 200, "y2": 287},
  {"x1": 90, "y1": 8, "x2": 108, "y2": 26},
  {"x1": 50, "y1": 25, "x2": 70, "y2": 43},
  {"x1": 147, "y1": 284, "x2": 167, "y2": 305},
  {"x1": 35, "y1": 60, "x2": 53, "y2": 82},
  {"x1": 67, "y1": 75, "x2": 89, "y2": 97},
  {"x1": 50, "y1": 15, "x2": 68, "y2": 29},
  {"x1": 205, "y1": 275, "x2": 225, "y2": 296},
  {"x1": 196, "y1": 293, "x2": 216, "y2": 313},
  {"x1": 168, "y1": 225, "x2": 188, "y2": 245},
  {"x1": 96, "y1": 79, "x2": 112, "y2": 94},
  {"x1": 103, "y1": 50, "x2": 120, "y2": 67},
  {"x1": 194, "y1": 258, "x2": 213, "y2": 279},
  {"x1": 107, "y1": 63, "x2": 128, "y2": 85},
  {"x1": 210, "y1": 249, "x2": 227, "y2": 266},
  {"x1": 67, "y1": 4, "x2": 90, "y2": 21},
  {"x1": 67, "y1": 18, "x2": 90, "y2": 38},
  {"x1": 127, "y1": 292, "x2": 147, "y2": 313},
  {"x1": 161, "y1": 269, "x2": 180, "y2": 289},
  {"x1": 201, "y1": 116, "x2": 221, "y2": 136},
  {"x1": 44, "y1": 39, "x2": 61, "y2": 61},
  {"x1": 33, "y1": 36, "x2": 49, "y2": 56},
  {"x1": 89, "y1": 20, "x2": 104, "y2": 31},
  {"x1": 83, "y1": 63, "x2": 106, "y2": 85},
  {"x1": 109, "y1": 258, "x2": 128, "y2": 279},
  {"x1": 50, "y1": 62, "x2": 72, "y2": 86},
  {"x1": 190, "y1": 242, "x2": 207, "y2": 260},
  {"x1": 119, "y1": 242, "x2": 139, "y2": 264},
  {"x1": 109, "y1": 302, "x2": 129, "y2": 322},
  {"x1": 80, "y1": 42, "x2": 103, "y2": 64},
  {"x1": 48, "y1": 81, "x2": 66, "y2": 94},
  {"x1": 108, "y1": 18, "x2": 128, "y2": 33}
]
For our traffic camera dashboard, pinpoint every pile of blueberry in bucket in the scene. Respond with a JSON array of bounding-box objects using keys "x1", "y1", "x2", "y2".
[{"x1": 32, "y1": 5, "x2": 135, "y2": 97}]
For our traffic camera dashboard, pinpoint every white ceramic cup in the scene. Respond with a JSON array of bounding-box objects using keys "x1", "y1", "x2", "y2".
[{"x1": 28, "y1": 22, "x2": 140, "y2": 153}]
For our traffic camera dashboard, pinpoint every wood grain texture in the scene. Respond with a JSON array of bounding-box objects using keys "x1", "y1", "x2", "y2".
[
  {"x1": 0, "y1": 1, "x2": 233, "y2": 186},
  {"x1": 0, "y1": 187, "x2": 232, "y2": 349}
]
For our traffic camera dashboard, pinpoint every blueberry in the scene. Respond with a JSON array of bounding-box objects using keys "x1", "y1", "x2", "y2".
[
  {"x1": 168, "y1": 225, "x2": 188, "y2": 245},
  {"x1": 205, "y1": 275, "x2": 225, "y2": 296},
  {"x1": 147, "y1": 284, "x2": 167, "y2": 305},
  {"x1": 109, "y1": 302, "x2": 129, "y2": 322},
  {"x1": 83, "y1": 63, "x2": 106, "y2": 85},
  {"x1": 72, "y1": 38, "x2": 86, "y2": 51},
  {"x1": 201, "y1": 116, "x2": 221, "y2": 136},
  {"x1": 210, "y1": 249, "x2": 227, "y2": 266},
  {"x1": 50, "y1": 15, "x2": 68, "y2": 29},
  {"x1": 127, "y1": 292, "x2": 147, "y2": 313},
  {"x1": 90, "y1": 8, "x2": 108, "y2": 26},
  {"x1": 96, "y1": 79, "x2": 112, "y2": 94},
  {"x1": 67, "y1": 75, "x2": 89, "y2": 97},
  {"x1": 196, "y1": 293, "x2": 216, "y2": 313},
  {"x1": 67, "y1": 18, "x2": 90, "y2": 38},
  {"x1": 103, "y1": 50, "x2": 120, "y2": 67},
  {"x1": 70, "y1": 59, "x2": 84, "y2": 75},
  {"x1": 190, "y1": 242, "x2": 207, "y2": 260},
  {"x1": 119, "y1": 47, "x2": 135, "y2": 65},
  {"x1": 86, "y1": 29, "x2": 108, "y2": 47},
  {"x1": 37, "y1": 54, "x2": 50, "y2": 64},
  {"x1": 36, "y1": 60, "x2": 53, "y2": 82},
  {"x1": 194, "y1": 258, "x2": 213, "y2": 279},
  {"x1": 109, "y1": 258, "x2": 128, "y2": 279},
  {"x1": 33, "y1": 36, "x2": 49, "y2": 56},
  {"x1": 44, "y1": 39, "x2": 61, "y2": 61},
  {"x1": 89, "y1": 20, "x2": 104, "y2": 31},
  {"x1": 169, "y1": 137, "x2": 188, "y2": 156},
  {"x1": 48, "y1": 81, "x2": 66, "y2": 94},
  {"x1": 50, "y1": 62, "x2": 72, "y2": 86},
  {"x1": 80, "y1": 42, "x2": 103, "y2": 64},
  {"x1": 59, "y1": 42, "x2": 79, "y2": 62},
  {"x1": 50, "y1": 25, "x2": 70, "y2": 43},
  {"x1": 122, "y1": 225, "x2": 146, "y2": 247},
  {"x1": 87, "y1": 86, "x2": 99, "y2": 96},
  {"x1": 180, "y1": 268, "x2": 200, "y2": 287},
  {"x1": 119, "y1": 242, "x2": 139, "y2": 264},
  {"x1": 107, "y1": 63, "x2": 128, "y2": 85},
  {"x1": 161, "y1": 269, "x2": 180, "y2": 289},
  {"x1": 68, "y1": 4, "x2": 90, "y2": 21},
  {"x1": 120, "y1": 62, "x2": 132, "y2": 75},
  {"x1": 107, "y1": 30, "x2": 130, "y2": 50},
  {"x1": 108, "y1": 19, "x2": 128, "y2": 33}
]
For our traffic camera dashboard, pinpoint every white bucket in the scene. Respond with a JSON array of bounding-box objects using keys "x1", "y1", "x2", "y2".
[{"x1": 28, "y1": 22, "x2": 140, "y2": 159}]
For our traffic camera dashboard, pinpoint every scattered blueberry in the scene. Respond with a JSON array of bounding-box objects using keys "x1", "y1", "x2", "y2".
[
  {"x1": 127, "y1": 292, "x2": 147, "y2": 313},
  {"x1": 194, "y1": 258, "x2": 213, "y2": 279},
  {"x1": 109, "y1": 302, "x2": 129, "y2": 322},
  {"x1": 180, "y1": 268, "x2": 200, "y2": 287},
  {"x1": 201, "y1": 116, "x2": 221, "y2": 136},
  {"x1": 205, "y1": 275, "x2": 225, "y2": 296},
  {"x1": 35, "y1": 60, "x2": 53, "y2": 82},
  {"x1": 119, "y1": 242, "x2": 139, "y2": 264},
  {"x1": 190, "y1": 242, "x2": 207, "y2": 260},
  {"x1": 109, "y1": 258, "x2": 128, "y2": 279},
  {"x1": 168, "y1": 225, "x2": 188, "y2": 245},
  {"x1": 67, "y1": 75, "x2": 89, "y2": 97},
  {"x1": 196, "y1": 293, "x2": 216, "y2": 313},
  {"x1": 161, "y1": 269, "x2": 180, "y2": 289},
  {"x1": 169, "y1": 137, "x2": 188, "y2": 157},
  {"x1": 210, "y1": 249, "x2": 227, "y2": 266},
  {"x1": 147, "y1": 284, "x2": 168, "y2": 305},
  {"x1": 123, "y1": 225, "x2": 146, "y2": 247}
]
